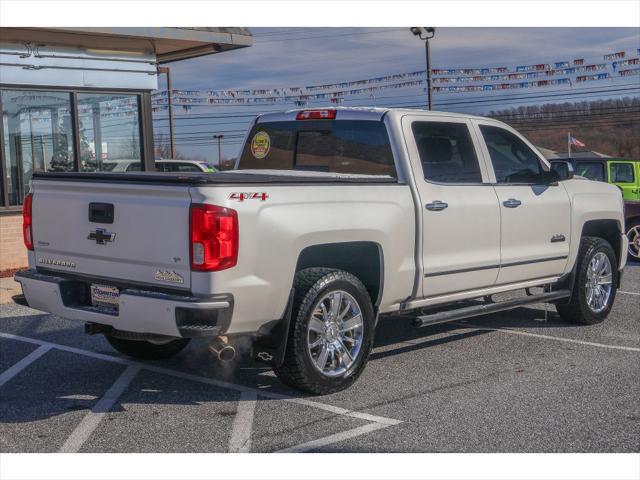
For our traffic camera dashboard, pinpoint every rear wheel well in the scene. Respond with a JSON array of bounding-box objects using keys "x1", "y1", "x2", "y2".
[
  {"x1": 295, "y1": 242, "x2": 383, "y2": 306},
  {"x1": 581, "y1": 219, "x2": 622, "y2": 266}
]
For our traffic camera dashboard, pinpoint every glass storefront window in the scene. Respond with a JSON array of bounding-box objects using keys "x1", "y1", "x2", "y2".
[
  {"x1": 76, "y1": 93, "x2": 142, "y2": 172},
  {"x1": 1, "y1": 90, "x2": 74, "y2": 205}
]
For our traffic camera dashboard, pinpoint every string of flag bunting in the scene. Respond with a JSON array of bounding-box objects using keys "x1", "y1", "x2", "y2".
[{"x1": 149, "y1": 49, "x2": 639, "y2": 112}]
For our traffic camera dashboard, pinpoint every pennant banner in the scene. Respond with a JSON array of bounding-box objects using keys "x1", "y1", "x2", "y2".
[
  {"x1": 146, "y1": 48, "x2": 635, "y2": 104},
  {"x1": 575, "y1": 73, "x2": 610, "y2": 82},
  {"x1": 433, "y1": 78, "x2": 571, "y2": 93},
  {"x1": 612, "y1": 58, "x2": 640, "y2": 70},
  {"x1": 619, "y1": 68, "x2": 640, "y2": 77},
  {"x1": 604, "y1": 51, "x2": 625, "y2": 61}
]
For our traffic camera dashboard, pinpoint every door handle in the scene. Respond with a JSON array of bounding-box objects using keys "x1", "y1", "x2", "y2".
[
  {"x1": 502, "y1": 198, "x2": 522, "y2": 208},
  {"x1": 425, "y1": 200, "x2": 448, "y2": 211}
]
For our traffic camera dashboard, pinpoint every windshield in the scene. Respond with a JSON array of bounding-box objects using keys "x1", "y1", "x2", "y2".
[{"x1": 238, "y1": 120, "x2": 397, "y2": 177}]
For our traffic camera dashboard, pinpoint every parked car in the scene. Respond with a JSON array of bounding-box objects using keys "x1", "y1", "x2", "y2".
[
  {"x1": 625, "y1": 200, "x2": 640, "y2": 261},
  {"x1": 551, "y1": 158, "x2": 640, "y2": 260},
  {"x1": 16, "y1": 108, "x2": 627, "y2": 394},
  {"x1": 99, "y1": 159, "x2": 217, "y2": 173},
  {"x1": 551, "y1": 157, "x2": 640, "y2": 201},
  {"x1": 156, "y1": 160, "x2": 218, "y2": 173}
]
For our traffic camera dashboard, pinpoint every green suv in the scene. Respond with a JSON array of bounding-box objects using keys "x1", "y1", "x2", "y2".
[{"x1": 556, "y1": 158, "x2": 640, "y2": 201}]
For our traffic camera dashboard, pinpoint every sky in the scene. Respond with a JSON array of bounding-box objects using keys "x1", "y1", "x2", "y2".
[{"x1": 152, "y1": 27, "x2": 640, "y2": 163}]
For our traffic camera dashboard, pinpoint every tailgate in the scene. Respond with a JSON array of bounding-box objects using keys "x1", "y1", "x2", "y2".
[{"x1": 31, "y1": 179, "x2": 192, "y2": 290}]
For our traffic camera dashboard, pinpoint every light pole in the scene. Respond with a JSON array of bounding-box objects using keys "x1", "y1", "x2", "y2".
[
  {"x1": 213, "y1": 134, "x2": 224, "y2": 167},
  {"x1": 410, "y1": 27, "x2": 436, "y2": 110}
]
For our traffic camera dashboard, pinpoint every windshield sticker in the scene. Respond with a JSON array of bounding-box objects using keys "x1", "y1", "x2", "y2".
[{"x1": 251, "y1": 131, "x2": 271, "y2": 159}]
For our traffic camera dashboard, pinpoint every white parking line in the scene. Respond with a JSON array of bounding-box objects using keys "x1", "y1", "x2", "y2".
[
  {"x1": 228, "y1": 391, "x2": 258, "y2": 453},
  {"x1": 0, "y1": 332, "x2": 401, "y2": 452},
  {"x1": 276, "y1": 423, "x2": 389, "y2": 453},
  {"x1": 454, "y1": 322, "x2": 640, "y2": 352},
  {"x1": 0, "y1": 344, "x2": 52, "y2": 388},
  {"x1": 59, "y1": 365, "x2": 141, "y2": 453},
  {"x1": 619, "y1": 290, "x2": 640, "y2": 296}
]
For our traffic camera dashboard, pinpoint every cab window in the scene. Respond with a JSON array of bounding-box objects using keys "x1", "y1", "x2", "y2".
[
  {"x1": 479, "y1": 125, "x2": 543, "y2": 184},
  {"x1": 610, "y1": 162, "x2": 635, "y2": 183},
  {"x1": 412, "y1": 121, "x2": 483, "y2": 184}
]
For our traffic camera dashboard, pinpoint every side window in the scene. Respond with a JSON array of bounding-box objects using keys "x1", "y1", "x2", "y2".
[
  {"x1": 175, "y1": 164, "x2": 202, "y2": 173},
  {"x1": 610, "y1": 163, "x2": 634, "y2": 183},
  {"x1": 479, "y1": 125, "x2": 543, "y2": 184},
  {"x1": 576, "y1": 162, "x2": 605, "y2": 182},
  {"x1": 411, "y1": 122, "x2": 483, "y2": 183}
]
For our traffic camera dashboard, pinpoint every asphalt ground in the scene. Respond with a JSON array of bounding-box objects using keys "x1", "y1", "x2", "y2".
[{"x1": 0, "y1": 262, "x2": 638, "y2": 453}]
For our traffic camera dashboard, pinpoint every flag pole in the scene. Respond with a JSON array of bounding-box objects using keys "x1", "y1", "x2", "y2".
[{"x1": 567, "y1": 132, "x2": 571, "y2": 158}]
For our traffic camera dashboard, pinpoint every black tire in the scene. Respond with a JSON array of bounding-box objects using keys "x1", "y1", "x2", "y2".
[
  {"x1": 106, "y1": 335, "x2": 190, "y2": 360},
  {"x1": 274, "y1": 268, "x2": 375, "y2": 395},
  {"x1": 556, "y1": 236, "x2": 618, "y2": 325},
  {"x1": 626, "y1": 219, "x2": 640, "y2": 262}
]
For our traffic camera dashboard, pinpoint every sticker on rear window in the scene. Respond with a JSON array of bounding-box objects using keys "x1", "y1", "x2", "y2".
[{"x1": 251, "y1": 131, "x2": 271, "y2": 159}]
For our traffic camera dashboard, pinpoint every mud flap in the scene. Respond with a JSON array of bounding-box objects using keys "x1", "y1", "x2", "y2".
[{"x1": 252, "y1": 288, "x2": 294, "y2": 367}]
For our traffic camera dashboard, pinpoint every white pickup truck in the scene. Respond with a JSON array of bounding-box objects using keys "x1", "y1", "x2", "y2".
[{"x1": 16, "y1": 107, "x2": 627, "y2": 394}]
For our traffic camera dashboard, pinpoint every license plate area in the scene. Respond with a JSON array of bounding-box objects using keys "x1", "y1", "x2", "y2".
[{"x1": 90, "y1": 284, "x2": 120, "y2": 310}]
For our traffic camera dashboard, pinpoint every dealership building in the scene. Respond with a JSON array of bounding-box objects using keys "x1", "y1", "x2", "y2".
[{"x1": 0, "y1": 27, "x2": 251, "y2": 272}]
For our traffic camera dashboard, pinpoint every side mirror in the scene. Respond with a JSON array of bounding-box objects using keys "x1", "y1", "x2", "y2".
[{"x1": 550, "y1": 161, "x2": 574, "y2": 181}]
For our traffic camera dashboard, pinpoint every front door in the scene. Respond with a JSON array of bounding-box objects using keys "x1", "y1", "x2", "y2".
[
  {"x1": 609, "y1": 161, "x2": 639, "y2": 201},
  {"x1": 474, "y1": 121, "x2": 571, "y2": 285},
  {"x1": 402, "y1": 116, "x2": 501, "y2": 298}
]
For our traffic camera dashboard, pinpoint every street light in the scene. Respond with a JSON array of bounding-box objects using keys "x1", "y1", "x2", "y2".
[
  {"x1": 212, "y1": 134, "x2": 224, "y2": 167},
  {"x1": 410, "y1": 27, "x2": 436, "y2": 110}
]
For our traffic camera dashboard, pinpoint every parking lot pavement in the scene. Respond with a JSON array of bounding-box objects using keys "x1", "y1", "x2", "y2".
[{"x1": 1, "y1": 263, "x2": 638, "y2": 453}]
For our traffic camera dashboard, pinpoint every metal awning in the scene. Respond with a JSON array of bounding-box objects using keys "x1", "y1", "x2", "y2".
[{"x1": 0, "y1": 27, "x2": 252, "y2": 63}]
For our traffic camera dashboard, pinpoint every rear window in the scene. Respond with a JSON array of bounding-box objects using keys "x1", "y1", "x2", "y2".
[{"x1": 238, "y1": 120, "x2": 397, "y2": 177}]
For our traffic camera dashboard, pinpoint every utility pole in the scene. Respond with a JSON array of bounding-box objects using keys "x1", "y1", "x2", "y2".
[
  {"x1": 213, "y1": 134, "x2": 224, "y2": 167},
  {"x1": 410, "y1": 27, "x2": 436, "y2": 110},
  {"x1": 157, "y1": 66, "x2": 176, "y2": 158}
]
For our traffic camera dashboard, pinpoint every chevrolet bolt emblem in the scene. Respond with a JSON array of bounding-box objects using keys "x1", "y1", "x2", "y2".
[{"x1": 88, "y1": 228, "x2": 116, "y2": 245}]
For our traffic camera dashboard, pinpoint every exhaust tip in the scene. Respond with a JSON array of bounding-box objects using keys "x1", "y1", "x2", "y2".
[{"x1": 209, "y1": 337, "x2": 236, "y2": 362}]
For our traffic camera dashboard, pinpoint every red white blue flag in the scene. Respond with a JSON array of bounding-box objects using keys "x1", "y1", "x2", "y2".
[{"x1": 569, "y1": 136, "x2": 586, "y2": 147}]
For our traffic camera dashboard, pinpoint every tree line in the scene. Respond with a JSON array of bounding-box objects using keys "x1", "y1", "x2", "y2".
[{"x1": 488, "y1": 97, "x2": 640, "y2": 158}]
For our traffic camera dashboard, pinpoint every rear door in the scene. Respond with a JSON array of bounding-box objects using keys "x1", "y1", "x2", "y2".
[
  {"x1": 609, "y1": 161, "x2": 638, "y2": 201},
  {"x1": 402, "y1": 115, "x2": 501, "y2": 298},
  {"x1": 473, "y1": 121, "x2": 571, "y2": 285},
  {"x1": 31, "y1": 179, "x2": 193, "y2": 289}
]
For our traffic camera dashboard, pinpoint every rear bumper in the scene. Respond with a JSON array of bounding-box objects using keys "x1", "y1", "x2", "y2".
[{"x1": 14, "y1": 269, "x2": 233, "y2": 338}]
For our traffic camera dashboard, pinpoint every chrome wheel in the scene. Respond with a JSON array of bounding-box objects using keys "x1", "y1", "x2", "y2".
[
  {"x1": 585, "y1": 252, "x2": 613, "y2": 313},
  {"x1": 627, "y1": 225, "x2": 640, "y2": 260},
  {"x1": 307, "y1": 290, "x2": 364, "y2": 377}
]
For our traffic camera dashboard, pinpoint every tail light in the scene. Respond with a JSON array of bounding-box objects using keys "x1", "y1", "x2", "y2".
[
  {"x1": 23, "y1": 193, "x2": 34, "y2": 251},
  {"x1": 190, "y1": 204, "x2": 238, "y2": 271},
  {"x1": 296, "y1": 109, "x2": 337, "y2": 120}
]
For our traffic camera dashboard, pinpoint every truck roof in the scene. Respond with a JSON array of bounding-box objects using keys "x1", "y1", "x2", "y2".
[{"x1": 257, "y1": 107, "x2": 488, "y2": 123}]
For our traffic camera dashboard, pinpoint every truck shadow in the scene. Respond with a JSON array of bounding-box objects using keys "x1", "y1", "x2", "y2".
[{"x1": 0, "y1": 298, "x2": 624, "y2": 427}]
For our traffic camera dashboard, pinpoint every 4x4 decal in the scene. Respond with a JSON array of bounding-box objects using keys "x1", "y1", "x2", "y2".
[{"x1": 229, "y1": 192, "x2": 269, "y2": 202}]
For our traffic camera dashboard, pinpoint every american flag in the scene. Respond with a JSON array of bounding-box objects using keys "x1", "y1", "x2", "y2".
[{"x1": 569, "y1": 136, "x2": 586, "y2": 147}]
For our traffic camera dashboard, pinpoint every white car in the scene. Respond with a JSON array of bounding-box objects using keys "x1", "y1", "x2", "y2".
[
  {"x1": 16, "y1": 108, "x2": 627, "y2": 394},
  {"x1": 98, "y1": 159, "x2": 217, "y2": 173}
]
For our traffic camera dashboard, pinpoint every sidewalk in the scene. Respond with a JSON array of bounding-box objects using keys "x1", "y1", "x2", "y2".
[{"x1": 0, "y1": 277, "x2": 22, "y2": 304}]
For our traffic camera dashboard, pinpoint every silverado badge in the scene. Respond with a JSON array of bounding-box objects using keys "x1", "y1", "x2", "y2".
[{"x1": 154, "y1": 270, "x2": 184, "y2": 284}]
